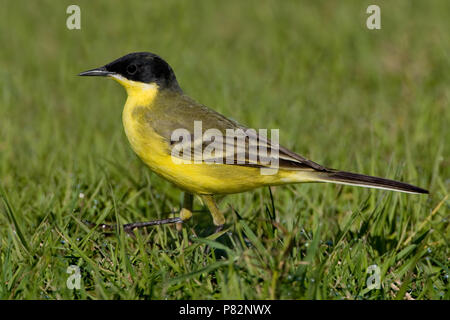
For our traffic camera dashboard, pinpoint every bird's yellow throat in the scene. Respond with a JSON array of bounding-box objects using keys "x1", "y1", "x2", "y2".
[
  {"x1": 111, "y1": 74, "x2": 165, "y2": 168},
  {"x1": 110, "y1": 74, "x2": 159, "y2": 106}
]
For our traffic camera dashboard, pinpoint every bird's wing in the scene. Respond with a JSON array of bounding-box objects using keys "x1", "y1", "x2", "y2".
[{"x1": 143, "y1": 91, "x2": 327, "y2": 172}]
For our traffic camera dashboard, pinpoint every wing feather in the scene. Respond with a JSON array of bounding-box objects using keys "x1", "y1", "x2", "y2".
[{"x1": 141, "y1": 91, "x2": 326, "y2": 172}]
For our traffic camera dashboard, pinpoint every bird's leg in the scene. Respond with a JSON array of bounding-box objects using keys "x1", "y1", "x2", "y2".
[
  {"x1": 200, "y1": 194, "x2": 225, "y2": 232},
  {"x1": 122, "y1": 217, "x2": 185, "y2": 233},
  {"x1": 83, "y1": 199, "x2": 193, "y2": 235},
  {"x1": 177, "y1": 192, "x2": 193, "y2": 231}
]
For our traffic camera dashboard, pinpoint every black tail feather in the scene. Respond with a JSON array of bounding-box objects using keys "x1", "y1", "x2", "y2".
[{"x1": 320, "y1": 170, "x2": 428, "y2": 194}]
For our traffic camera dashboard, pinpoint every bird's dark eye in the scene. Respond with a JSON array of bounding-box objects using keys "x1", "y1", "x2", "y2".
[{"x1": 127, "y1": 64, "x2": 137, "y2": 75}]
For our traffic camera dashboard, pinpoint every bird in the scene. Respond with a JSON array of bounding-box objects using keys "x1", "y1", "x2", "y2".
[{"x1": 79, "y1": 52, "x2": 428, "y2": 231}]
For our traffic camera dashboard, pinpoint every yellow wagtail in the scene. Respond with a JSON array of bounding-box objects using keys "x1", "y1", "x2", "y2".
[{"x1": 79, "y1": 52, "x2": 428, "y2": 231}]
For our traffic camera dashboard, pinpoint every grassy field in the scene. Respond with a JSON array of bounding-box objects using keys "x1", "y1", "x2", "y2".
[{"x1": 0, "y1": 0, "x2": 448, "y2": 299}]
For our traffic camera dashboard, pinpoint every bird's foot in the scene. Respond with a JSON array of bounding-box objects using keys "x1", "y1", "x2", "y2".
[
  {"x1": 82, "y1": 210, "x2": 192, "y2": 235},
  {"x1": 214, "y1": 224, "x2": 224, "y2": 234}
]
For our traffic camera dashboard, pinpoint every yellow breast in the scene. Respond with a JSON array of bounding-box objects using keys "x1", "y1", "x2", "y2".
[{"x1": 118, "y1": 77, "x2": 168, "y2": 164}]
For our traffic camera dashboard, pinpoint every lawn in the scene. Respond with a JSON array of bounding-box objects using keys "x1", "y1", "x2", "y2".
[{"x1": 0, "y1": 0, "x2": 448, "y2": 299}]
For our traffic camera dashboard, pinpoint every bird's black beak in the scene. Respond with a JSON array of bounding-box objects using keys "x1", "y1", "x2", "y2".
[{"x1": 78, "y1": 66, "x2": 115, "y2": 77}]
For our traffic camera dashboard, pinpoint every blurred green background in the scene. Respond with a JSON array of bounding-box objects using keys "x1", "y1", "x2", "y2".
[{"x1": 0, "y1": 0, "x2": 448, "y2": 299}]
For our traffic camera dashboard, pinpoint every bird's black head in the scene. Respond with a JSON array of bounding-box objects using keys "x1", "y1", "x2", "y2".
[{"x1": 79, "y1": 52, "x2": 181, "y2": 92}]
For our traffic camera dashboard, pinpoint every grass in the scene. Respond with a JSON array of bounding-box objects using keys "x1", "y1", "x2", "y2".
[{"x1": 0, "y1": 0, "x2": 448, "y2": 299}]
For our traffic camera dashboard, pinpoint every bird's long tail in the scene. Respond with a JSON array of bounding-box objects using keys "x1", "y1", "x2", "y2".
[{"x1": 311, "y1": 170, "x2": 428, "y2": 194}]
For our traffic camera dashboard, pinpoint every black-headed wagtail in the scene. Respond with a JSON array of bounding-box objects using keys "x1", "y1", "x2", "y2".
[{"x1": 79, "y1": 52, "x2": 428, "y2": 232}]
